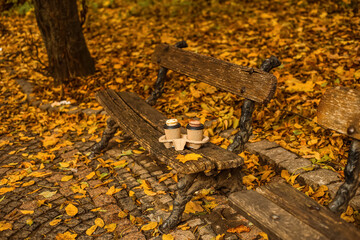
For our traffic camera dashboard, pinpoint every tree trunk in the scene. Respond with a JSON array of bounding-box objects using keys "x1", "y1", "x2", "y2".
[{"x1": 33, "y1": 0, "x2": 95, "y2": 85}]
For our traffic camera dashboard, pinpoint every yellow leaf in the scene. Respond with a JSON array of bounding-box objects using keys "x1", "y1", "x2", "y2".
[
  {"x1": 312, "y1": 185, "x2": 328, "y2": 198},
  {"x1": 20, "y1": 210, "x2": 34, "y2": 215},
  {"x1": 106, "y1": 186, "x2": 121, "y2": 195},
  {"x1": 176, "y1": 153, "x2": 203, "y2": 163},
  {"x1": 118, "y1": 210, "x2": 128, "y2": 218},
  {"x1": 65, "y1": 204, "x2": 78, "y2": 217},
  {"x1": 0, "y1": 187, "x2": 15, "y2": 195},
  {"x1": 95, "y1": 218, "x2": 104, "y2": 228},
  {"x1": 144, "y1": 189, "x2": 157, "y2": 196},
  {"x1": 0, "y1": 221, "x2": 12, "y2": 231},
  {"x1": 91, "y1": 207, "x2": 102, "y2": 212},
  {"x1": 61, "y1": 175, "x2": 73, "y2": 182},
  {"x1": 86, "y1": 172, "x2": 96, "y2": 180},
  {"x1": 86, "y1": 225, "x2": 97, "y2": 236},
  {"x1": 39, "y1": 190, "x2": 57, "y2": 198},
  {"x1": 8, "y1": 151, "x2": 16, "y2": 155},
  {"x1": 285, "y1": 76, "x2": 314, "y2": 92},
  {"x1": 258, "y1": 232, "x2": 269, "y2": 240},
  {"x1": 26, "y1": 219, "x2": 33, "y2": 226},
  {"x1": 28, "y1": 171, "x2": 52, "y2": 178},
  {"x1": 242, "y1": 175, "x2": 257, "y2": 185},
  {"x1": 59, "y1": 162, "x2": 70, "y2": 168},
  {"x1": 354, "y1": 69, "x2": 360, "y2": 79},
  {"x1": 129, "y1": 190, "x2": 135, "y2": 197},
  {"x1": 133, "y1": 150, "x2": 144, "y2": 154},
  {"x1": 281, "y1": 170, "x2": 290, "y2": 181},
  {"x1": 55, "y1": 231, "x2": 77, "y2": 240},
  {"x1": 227, "y1": 225, "x2": 251, "y2": 233},
  {"x1": 104, "y1": 223, "x2": 117, "y2": 232},
  {"x1": 49, "y1": 219, "x2": 62, "y2": 226},
  {"x1": 260, "y1": 170, "x2": 272, "y2": 181},
  {"x1": 215, "y1": 234, "x2": 225, "y2": 240},
  {"x1": 42, "y1": 135, "x2": 59, "y2": 148},
  {"x1": 162, "y1": 234, "x2": 174, "y2": 240},
  {"x1": 141, "y1": 221, "x2": 158, "y2": 231},
  {"x1": 288, "y1": 174, "x2": 299, "y2": 185},
  {"x1": 294, "y1": 123, "x2": 302, "y2": 129},
  {"x1": 184, "y1": 200, "x2": 204, "y2": 214}
]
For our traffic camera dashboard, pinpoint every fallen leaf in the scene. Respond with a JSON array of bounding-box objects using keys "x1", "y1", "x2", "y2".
[
  {"x1": 227, "y1": 225, "x2": 251, "y2": 233},
  {"x1": 39, "y1": 191, "x2": 57, "y2": 198},
  {"x1": 65, "y1": 203, "x2": 78, "y2": 216},
  {"x1": 26, "y1": 219, "x2": 33, "y2": 226},
  {"x1": 86, "y1": 225, "x2": 97, "y2": 235},
  {"x1": 118, "y1": 210, "x2": 128, "y2": 218},
  {"x1": 162, "y1": 234, "x2": 174, "y2": 240},
  {"x1": 20, "y1": 210, "x2": 34, "y2": 215},
  {"x1": 61, "y1": 175, "x2": 73, "y2": 182},
  {"x1": 22, "y1": 180, "x2": 35, "y2": 187},
  {"x1": 86, "y1": 172, "x2": 95, "y2": 179},
  {"x1": 95, "y1": 218, "x2": 105, "y2": 228},
  {"x1": 184, "y1": 200, "x2": 204, "y2": 214},
  {"x1": 176, "y1": 153, "x2": 203, "y2": 163},
  {"x1": 258, "y1": 232, "x2": 269, "y2": 240},
  {"x1": 55, "y1": 231, "x2": 77, "y2": 240},
  {"x1": 104, "y1": 223, "x2": 117, "y2": 232},
  {"x1": 50, "y1": 219, "x2": 62, "y2": 226},
  {"x1": 106, "y1": 186, "x2": 121, "y2": 195},
  {"x1": 141, "y1": 221, "x2": 158, "y2": 231},
  {"x1": 0, "y1": 221, "x2": 12, "y2": 231},
  {"x1": 0, "y1": 187, "x2": 15, "y2": 195}
]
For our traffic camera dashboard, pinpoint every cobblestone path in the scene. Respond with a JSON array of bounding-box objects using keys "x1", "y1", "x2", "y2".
[{"x1": 0, "y1": 131, "x2": 263, "y2": 240}]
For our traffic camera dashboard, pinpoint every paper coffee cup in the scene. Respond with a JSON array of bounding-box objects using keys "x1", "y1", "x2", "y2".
[
  {"x1": 164, "y1": 119, "x2": 181, "y2": 143},
  {"x1": 186, "y1": 119, "x2": 204, "y2": 149}
]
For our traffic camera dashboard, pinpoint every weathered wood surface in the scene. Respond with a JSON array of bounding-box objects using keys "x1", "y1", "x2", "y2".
[
  {"x1": 119, "y1": 91, "x2": 243, "y2": 170},
  {"x1": 228, "y1": 190, "x2": 328, "y2": 240},
  {"x1": 257, "y1": 182, "x2": 360, "y2": 240},
  {"x1": 318, "y1": 86, "x2": 360, "y2": 140},
  {"x1": 152, "y1": 44, "x2": 278, "y2": 103},
  {"x1": 96, "y1": 89, "x2": 215, "y2": 174}
]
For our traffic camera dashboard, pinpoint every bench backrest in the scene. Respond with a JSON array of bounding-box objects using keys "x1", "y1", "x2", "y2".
[
  {"x1": 152, "y1": 44, "x2": 278, "y2": 104},
  {"x1": 317, "y1": 86, "x2": 360, "y2": 140}
]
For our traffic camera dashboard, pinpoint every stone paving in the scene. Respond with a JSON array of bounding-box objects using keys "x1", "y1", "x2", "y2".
[{"x1": 245, "y1": 140, "x2": 360, "y2": 209}]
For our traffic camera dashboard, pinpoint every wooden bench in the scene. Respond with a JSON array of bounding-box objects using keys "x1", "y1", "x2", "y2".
[
  {"x1": 228, "y1": 86, "x2": 360, "y2": 239},
  {"x1": 317, "y1": 86, "x2": 360, "y2": 213},
  {"x1": 229, "y1": 181, "x2": 360, "y2": 240},
  {"x1": 90, "y1": 41, "x2": 280, "y2": 232}
]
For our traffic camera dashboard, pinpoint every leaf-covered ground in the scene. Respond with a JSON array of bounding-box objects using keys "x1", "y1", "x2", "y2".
[{"x1": 1, "y1": 0, "x2": 360, "y2": 236}]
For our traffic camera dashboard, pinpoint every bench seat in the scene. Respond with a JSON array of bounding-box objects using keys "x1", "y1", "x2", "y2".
[
  {"x1": 229, "y1": 181, "x2": 360, "y2": 240},
  {"x1": 96, "y1": 89, "x2": 244, "y2": 174}
]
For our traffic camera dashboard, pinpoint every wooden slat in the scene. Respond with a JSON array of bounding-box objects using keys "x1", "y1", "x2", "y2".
[
  {"x1": 228, "y1": 190, "x2": 327, "y2": 240},
  {"x1": 119, "y1": 92, "x2": 243, "y2": 170},
  {"x1": 318, "y1": 86, "x2": 360, "y2": 140},
  {"x1": 257, "y1": 182, "x2": 360, "y2": 240},
  {"x1": 152, "y1": 44, "x2": 277, "y2": 103},
  {"x1": 96, "y1": 89, "x2": 215, "y2": 174}
]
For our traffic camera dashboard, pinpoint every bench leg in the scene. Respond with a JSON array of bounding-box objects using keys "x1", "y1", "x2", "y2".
[
  {"x1": 160, "y1": 169, "x2": 244, "y2": 232},
  {"x1": 89, "y1": 117, "x2": 119, "y2": 158},
  {"x1": 328, "y1": 140, "x2": 360, "y2": 213},
  {"x1": 228, "y1": 99, "x2": 255, "y2": 152},
  {"x1": 146, "y1": 67, "x2": 168, "y2": 106},
  {"x1": 228, "y1": 56, "x2": 281, "y2": 153},
  {"x1": 146, "y1": 41, "x2": 188, "y2": 106}
]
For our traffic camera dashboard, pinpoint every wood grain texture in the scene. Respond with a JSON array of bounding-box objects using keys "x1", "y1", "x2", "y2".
[
  {"x1": 318, "y1": 86, "x2": 360, "y2": 140},
  {"x1": 257, "y1": 182, "x2": 360, "y2": 240},
  {"x1": 152, "y1": 44, "x2": 278, "y2": 103},
  {"x1": 119, "y1": 91, "x2": 243, "y2": 170},
  {"x1": 228, "y1": 190, "x2": 327, "y2": 240},
  {"x1": 96, "y1": 89, "x2": 215, "y2": 174}
]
